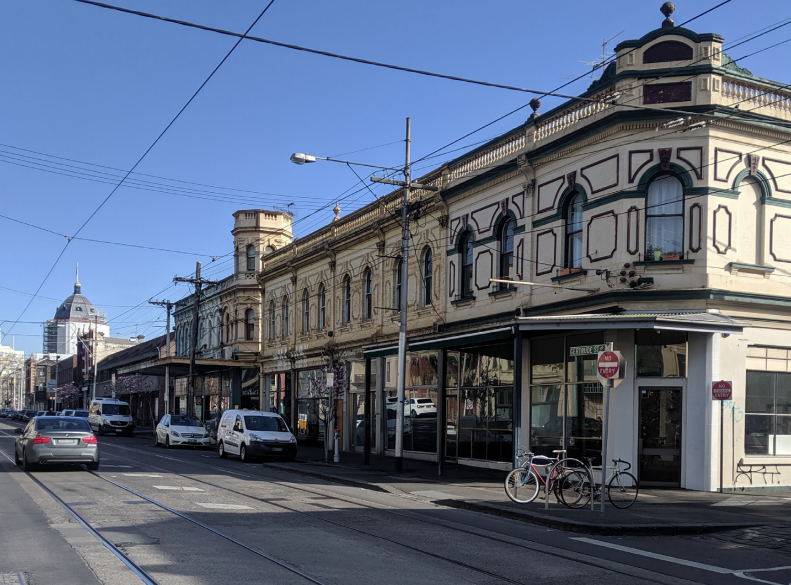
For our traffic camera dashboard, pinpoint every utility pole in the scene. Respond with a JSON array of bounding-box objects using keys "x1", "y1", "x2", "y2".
[
  {"x1": 372, "y1": 118, "x2": 437, "y2": 472},
  {"x1": 92, "y1": 314, "x2": 98, "y2": 401},
  {"x1": 174, "y1": 263, "x2": 217, "y2": 418},
  {"x1": 149, "y1": 299, "x2": 173, "y2": 416}
]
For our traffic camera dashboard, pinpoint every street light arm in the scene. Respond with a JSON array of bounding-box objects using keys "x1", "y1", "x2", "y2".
[{"x1": 290, "y1": 152, "x2": 402, "y2": 171}]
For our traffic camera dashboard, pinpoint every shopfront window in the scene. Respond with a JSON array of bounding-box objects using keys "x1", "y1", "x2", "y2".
[
  {"x1": 453, "y1": 343, "x2": 513, "y2": 463},
  {"x1": 746, "y1": 371, "x2": 791, "y2": 456},
  {"x1": 529, "y1": 332, "x2": 604, "y2": 464},
  {"x1": 240, "y1": 368, "x2": 260, "y2": 411},
  {"x1": 385, "y1": 351, "x2": 438, "y2": 454},
  {"x1": 297, "y1": 369, "x2": 324, "y2": 444},
  {"x1": 635, "y1": 330, "x2": 687, "y2": 377}
]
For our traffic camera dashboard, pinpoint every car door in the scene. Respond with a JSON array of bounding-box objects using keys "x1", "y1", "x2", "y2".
[
  {"x1": 228, "y1": 415, "x2": 244, "y2": 454},
  {"x1": 158, "y1": 415, "x2": 169, "y2": 442},
  {"x1": 17, "y1": 421, "x2": 34, "y2": 458}
]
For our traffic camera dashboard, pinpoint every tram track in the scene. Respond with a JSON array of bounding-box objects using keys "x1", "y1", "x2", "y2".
[
  {"x1": 0, "y1": 443, "x2": 328, "y2": 585},
  {"x1": 98, "y1": 441, "x2": 692, "y2": 585}
]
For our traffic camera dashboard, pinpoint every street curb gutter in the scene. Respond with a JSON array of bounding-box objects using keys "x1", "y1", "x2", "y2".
[
  {"x1": 262, "y1": 462, "x2": 771, "y2": 536},
  {"x1": 435, "y1": 499, "x2": 766, "y2": 536}
]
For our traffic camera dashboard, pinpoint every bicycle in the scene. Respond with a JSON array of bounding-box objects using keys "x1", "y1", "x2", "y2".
[
  {"x1": 557, "y1": 458, "x2": 638, "y2": 509},
  {"x1": 504, "y1": 450, "x2": 575, "y2": 504}
]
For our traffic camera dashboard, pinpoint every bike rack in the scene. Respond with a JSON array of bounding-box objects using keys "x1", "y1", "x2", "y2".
[{"x1": 544, "y1": 458, "x2": 594, "y2": 511}]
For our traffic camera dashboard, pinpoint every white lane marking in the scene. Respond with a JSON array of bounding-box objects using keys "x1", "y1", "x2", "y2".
[
  {"x1": 123, "y1": 474, "x2": 163, "y2": 478},
  {"x1": 101, "y1": 465, "x2": 134, "y2": 468},
  {"x1": 182, "y1": 487, "x2": 203, "y2": 491},
  {"x1": 572, "y1": 538, "x2": 790, "y2": 583},
  {"x1": 152, "y1": 486, "x2": 204, "y2": 491},
  {"x1": 196, "y1": 503, "x2": 252, "y2": 510}
]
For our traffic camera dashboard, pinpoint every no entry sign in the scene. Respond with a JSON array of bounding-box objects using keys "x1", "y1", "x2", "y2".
[
  {"x1": 597, "y1": 351, "x2": 621, "y2": 379},
  {"x1": 712, "y1": 380, "x2": 732, "y2": 401}
]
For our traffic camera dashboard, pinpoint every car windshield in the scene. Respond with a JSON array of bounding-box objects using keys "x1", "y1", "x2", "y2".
[
  {"x1": 416, "y1": 399, "x2": 433, "y2": 404},
  {"x1": 36, "y1": 417, "x2": 91, "y2": 432},
  {"x1": 72, "y1": 410, "x2": 89, "y2": 417},
  {"x1": 101, "y1": 404, "x2": 130, "y2": 416},
  {"x1": 244, "y1": 416, "x2": 288, "y2": 432},
  {"x1": 170, "y1": 416, "x2": 201, "y2": 427}
]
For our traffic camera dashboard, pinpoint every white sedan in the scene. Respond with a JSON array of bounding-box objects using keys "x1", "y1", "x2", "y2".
[{"x1": 155, "y1": 414, "x2": 211, "y2": 449}]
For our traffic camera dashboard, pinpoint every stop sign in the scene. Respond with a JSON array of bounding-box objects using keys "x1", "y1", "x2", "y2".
[
  {"x1": 597, "y1": 351, "x2": 620, "y2": 379},
  {"x1": 712, "y1": 380, "x2": 732, "y2": 401}
]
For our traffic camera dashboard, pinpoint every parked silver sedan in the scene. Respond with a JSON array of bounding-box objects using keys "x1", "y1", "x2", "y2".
[{"x1": 14, "y1": 416, "x2": 99, "y2": 471}]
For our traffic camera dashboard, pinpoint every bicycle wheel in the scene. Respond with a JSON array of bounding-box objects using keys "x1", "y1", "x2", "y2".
[
  {"x1": 504, "y1": 468, "x2": 540, "y2": 504},
  {"x1": 557, "y1": 469, "x2": 592, "y2": 509},
  {"x1": 608, "y1": 472, "x2": 638, "y2": 509}
]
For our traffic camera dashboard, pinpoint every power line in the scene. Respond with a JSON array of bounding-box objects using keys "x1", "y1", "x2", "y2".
[{"x1": 3, "y1": 2, "x2": 278, "y2": 340}]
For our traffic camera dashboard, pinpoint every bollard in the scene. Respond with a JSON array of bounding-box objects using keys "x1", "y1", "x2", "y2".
[{"x1": 333, "y1": 429, "x2": 340, "y2": 463}]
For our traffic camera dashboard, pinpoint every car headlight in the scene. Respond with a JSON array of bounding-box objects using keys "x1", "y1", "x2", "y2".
[
  {"x1": 290, "y1": 435, "x2": 297, "y2": 443},
  {"x1": 171, "y1": 431, "x2": 181, "y2": 437},
  {"x1": 203, "y1": 432, "x2": 210, "y2": 438},
  {"x1": 249, "y1": 434, "x2": 263, "y2": 442}
]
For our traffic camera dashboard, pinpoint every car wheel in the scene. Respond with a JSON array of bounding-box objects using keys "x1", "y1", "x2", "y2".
[
  {"x1": 154, "y1": 433, "x2": 160, "y2": 447},
  {"x1": 286, "y1": 453, "x2": 297, "y2": 462},
  {"x1": 21, "y1": 449, "x2": 35, "y2": 472},
  {"x1": 87, "y1": 461, "x2": 99, "y2": 471},
  {"x1": 240, "y1": 445, "x2": 248, "y2": 463},
  {"x1": 14, "y1": 447, "x2": 20, "y2": 467},
  {"x1": 218, "y1": 441, "x2": 227, "y2": 458},
  {"x1": 410, "y1": 409, "x2": 417, "y2": 418},
  {"x1": 165, "y1": 436, "x2": 171, "y2": 449}
]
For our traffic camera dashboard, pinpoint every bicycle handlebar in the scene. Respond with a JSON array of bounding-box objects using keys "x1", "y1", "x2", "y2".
[{"x1": 612, "y1": 458, "x2": 631, "y2": 471}]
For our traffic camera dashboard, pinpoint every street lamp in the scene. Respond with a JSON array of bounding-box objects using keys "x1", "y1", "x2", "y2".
[{"x1": 290, "y1": 118, "x2": 437, "y2": 472}]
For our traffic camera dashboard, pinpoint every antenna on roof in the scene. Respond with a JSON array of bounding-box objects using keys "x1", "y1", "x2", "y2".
[{"x1": 581, "y1": 30, "x2": 624, "y2": 80}]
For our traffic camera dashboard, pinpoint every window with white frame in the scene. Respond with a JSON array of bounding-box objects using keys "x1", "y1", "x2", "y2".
[
  {"x1": 564, "y1": 193, "x2": 583, "y2": 269},
  {"x1": 422, "y1": 247, "x2": 432, "y2": 306},
  {"x1": 245, "y1": 309, "x2": 255, "y2": 341},
  {"x1": 343, "y1": 276, "x2": 351, "y2": 323},
  {"x1": 302, "y1": 289, "x2": 310, "y2": 333},
  {"x1": 645, "y1": 175, "x2": 684, "y2": 261},
  {"x1": 269, "y1": 301, "x2": 275, "y2": 341},
  {"x1": 363, "y1": 268, "x2": 372, "y2": 319},
  {"x1": 283, "y1": 297, "x2": 289, "y2": 337},
  {"x1": 318, "y1": 284, "x2": 326, "y2": 330},
  {"x1": 246, "y1": 244, "x2": 256, "y2": 271},
  {"x1": 498, "y1": 219, "x2": 514, "y2": 287}
]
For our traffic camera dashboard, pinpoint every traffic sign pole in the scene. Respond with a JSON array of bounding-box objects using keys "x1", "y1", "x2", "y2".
[{"x1": 711, "y1": 381, "x2": 732, "y2": 493}]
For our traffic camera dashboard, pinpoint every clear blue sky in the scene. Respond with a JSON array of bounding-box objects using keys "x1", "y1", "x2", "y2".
[{"x1": 1, "y1": 0, "x2": 788, "y2": 355}]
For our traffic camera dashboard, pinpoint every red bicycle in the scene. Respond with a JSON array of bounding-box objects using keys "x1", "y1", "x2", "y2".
[{"x1": 504, "y1": 450, "x2": 572, "y2": 504}]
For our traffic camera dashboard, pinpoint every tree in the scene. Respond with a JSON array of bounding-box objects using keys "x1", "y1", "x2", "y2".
[
  {"x1": 0, "y1": 352, "x2": 25, "y2": 408},
  {"x1": 55, "y1": 383, "x2": 81, "y2": 409},
  {"x1": 307, "y1": 361, "x2": 346, "y2": 462},
  {"x1": 115, "y1": 374, "x2": 158, "y2": 424}
]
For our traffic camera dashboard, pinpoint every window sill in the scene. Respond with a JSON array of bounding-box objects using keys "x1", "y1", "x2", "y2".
[
  {"x1": 727, "y1": 262, "x2": 775, "y2": 275},
  {"x1": 740, "y1": 457, "x2": 791, "y2": 466},
  {"x1": 451, "y1": 295, "x2": 475, "y2": 306},
  {"x1": 633, "y1": 259, "x2": 695, "y2": 266},
  {"x1": 489, "y1": 286, "x2": 516, "y2": 298},
  {"x1": 551, "y1": 269, "x2": 588, "y2": 283}
]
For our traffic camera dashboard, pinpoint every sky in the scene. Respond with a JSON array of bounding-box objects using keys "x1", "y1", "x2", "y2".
[{"x1": 1, "y1": 0, "x2": 789, "y2": 355}]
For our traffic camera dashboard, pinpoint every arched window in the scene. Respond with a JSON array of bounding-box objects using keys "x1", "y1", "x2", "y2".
[
  {"x1": 394, "y1": 257, "x2": 403, "y2": 310},
  {"x1": 422, "y1": 248, "x2": 433, "y2": 306},
  {"x1": 198, "y1": 319, "x2": 204, "y2": 349},
  {"x1": 564, "y1": 193, "x2": 584, "y2": 268},
  {"x1": 459, "y1": 231, "x2": 473, "y2": 298},
  {"x1": 283, "y1": 297, "x2": 290, "y2": 337},
  {"x1": 216, "y1": 313, "x2": 222, "y2": 346},
  {"x1": 498, "y1": 219, "x2": 514, "y2": 288},
  {"x1": 646, "y1": 176, "x2": 684, "y2": 261},
  {"x1": 302, "y1": 289, "x2": 310, "y2": 333},
  {"x1": 264, "y1": 245, "x2": 275, "y2": 255},
  {"x1": 245, "y1": 309, "x2": 255, "y2": 341},
  {"x1": 318, "y1": 284, "x2": 326, "y2": 330},
  {"x1": 246, "y1": 244, "x2": 256, "y2": 271},
  {"x1": 224, "y1": 312, "x2": 231, "y2": 343},
  {"x1": 363, "y1": 268, "x2": 372, "y2": 319},
  {"x1": 343, "y1": 275, "x2": 351, "y2": 323},
  {"x1": 269, "y1": 301, "x2": 275, "y2": 341}
]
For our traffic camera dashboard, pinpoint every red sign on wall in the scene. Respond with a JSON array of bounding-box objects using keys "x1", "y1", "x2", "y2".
[{"x1": 712, "y1": 380, "x2": 732, "y2": 401}]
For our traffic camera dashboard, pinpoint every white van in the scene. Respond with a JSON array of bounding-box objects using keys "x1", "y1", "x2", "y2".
[
  {"x1": 89, "y1": 398, "x2": 135, "y2": 436},
  {"x1": 217, "y1": 409, "x2": 297, "y2": 462}
]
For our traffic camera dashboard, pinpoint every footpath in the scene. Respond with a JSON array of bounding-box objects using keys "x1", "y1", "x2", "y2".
[{"x1": 263, "y1": 445, "x2": 791, "y2": 536}]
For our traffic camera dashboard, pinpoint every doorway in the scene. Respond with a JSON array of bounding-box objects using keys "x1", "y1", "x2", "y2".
[{"x1": 639, "y1": 387, "x2": 682, "y2": 486}]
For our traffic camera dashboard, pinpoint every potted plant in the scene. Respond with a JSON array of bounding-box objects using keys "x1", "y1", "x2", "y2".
[
  {"x1": 662, "y1": 252, "x2": 681, "y2": 261},
  {"x1": 652, "y1": 248, "x2": 662, "y2": 262},
  {"x1": 559, "y1": 266, "x2": 583, "y2": 276}
]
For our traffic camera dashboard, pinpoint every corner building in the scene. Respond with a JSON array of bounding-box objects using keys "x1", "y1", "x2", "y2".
[{"x1": 262, "y1": 10, "x2": 791, "y2": 491}]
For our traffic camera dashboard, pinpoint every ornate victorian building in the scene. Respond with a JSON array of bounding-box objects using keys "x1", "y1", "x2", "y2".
[{"x1": 255, "y1": 6, "x2": 791, "y2": 491}]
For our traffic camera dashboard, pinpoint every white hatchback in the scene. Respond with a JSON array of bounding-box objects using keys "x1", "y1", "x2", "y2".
[{"x1": 155, "y1": 414, "x2": 211, "y2": 449}]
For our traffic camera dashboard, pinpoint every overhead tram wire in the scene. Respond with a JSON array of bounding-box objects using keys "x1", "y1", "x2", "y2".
[
  {"x1": 406, "y1": 0, "x2": 736, "y2": 168},
  {"x1": 0, "y1": 213, "x2": 219, "y2": 258},
  {"x1": 3, "y1": 2, "x2": 278, "y2": 339},
  {"x1": 71, "y1": 0, "x2": 737, "y2": 122}
]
